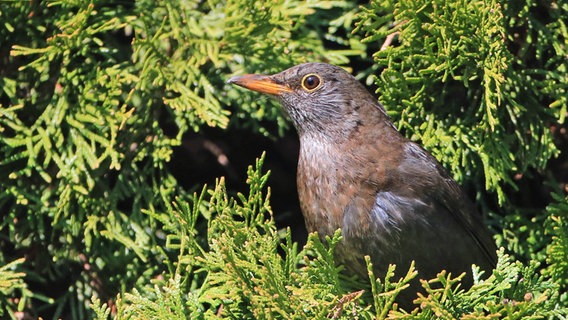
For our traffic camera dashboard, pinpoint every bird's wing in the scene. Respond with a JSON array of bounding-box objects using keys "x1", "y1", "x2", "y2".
[{"x1": 396, "y1": 142, "x2": 497, "y2": 268}]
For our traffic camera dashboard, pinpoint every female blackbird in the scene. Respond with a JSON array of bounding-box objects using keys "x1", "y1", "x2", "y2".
[{"x1": 228, "y1": 63, "x2": 496, "y2": 301}]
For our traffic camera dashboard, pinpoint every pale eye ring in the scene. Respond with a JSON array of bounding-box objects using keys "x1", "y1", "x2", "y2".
[{"x1": 301, "y1": 74, "x2": 322, "y2": 92}]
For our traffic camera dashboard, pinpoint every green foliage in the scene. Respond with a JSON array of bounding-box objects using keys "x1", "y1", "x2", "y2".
[
  {"x1": 367, "y1": 259, "x2": 418, "y2": 318},
  {"x1": 499, "y1": 192, "x2": 568, "y2": 284},
  {"x1": 1, "y1": 0, "x2": 567, "y2": 318},
  {"x1": 0, "y1": 259, "x2": 31, "y2": 318},
  {"x1": 543, "y1": 193, "x2": 568, "y2": 297},
  {"x1": 389, "y1": 250, "x2": 568, "y2": 319}
]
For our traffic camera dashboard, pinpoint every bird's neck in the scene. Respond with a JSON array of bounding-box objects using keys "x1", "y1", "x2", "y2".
[{"x1": 298, "y1": 104, "x2": 395, "y2": 145}]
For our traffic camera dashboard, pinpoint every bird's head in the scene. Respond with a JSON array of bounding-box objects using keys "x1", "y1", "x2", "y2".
[{"x1": 228, "y1": 63, "x2": 389, "y2": 141}]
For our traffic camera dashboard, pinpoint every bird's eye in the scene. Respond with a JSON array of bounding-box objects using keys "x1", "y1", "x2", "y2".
[{"x1": 301, "y1": 74, "x2": 322, "y2": 92}]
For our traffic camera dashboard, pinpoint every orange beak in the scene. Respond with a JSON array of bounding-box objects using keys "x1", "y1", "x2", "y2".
[{"x1": 228, "y1": 74, "x2": 293, "y2": 95}]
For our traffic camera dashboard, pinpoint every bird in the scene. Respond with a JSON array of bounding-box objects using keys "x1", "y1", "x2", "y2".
[{"x1": 228, "y1": 62, "x2": 497, "y2": 305}]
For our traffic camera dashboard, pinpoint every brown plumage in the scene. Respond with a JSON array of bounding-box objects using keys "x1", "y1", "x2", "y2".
[{"x1": 228, "y1": 62, "x2": 496, "y2": 305}]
